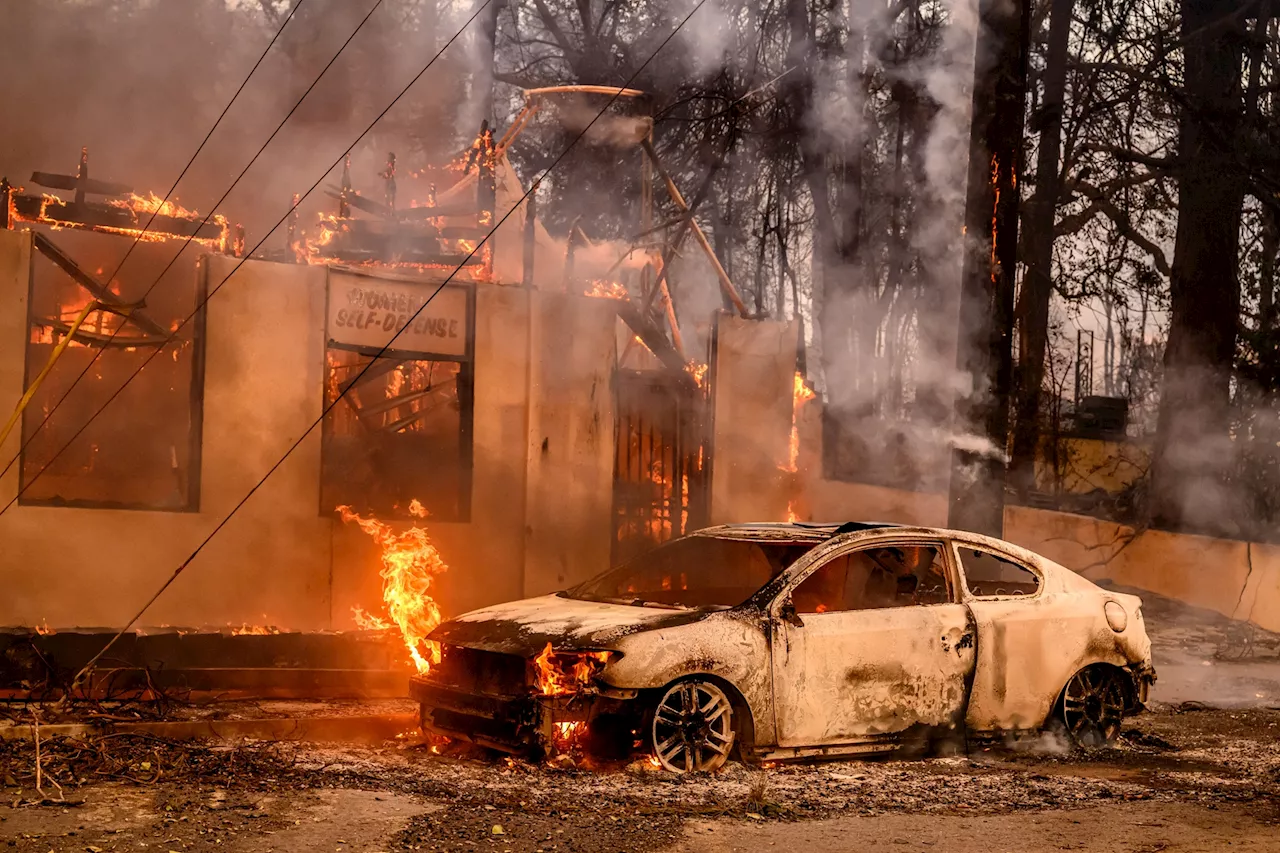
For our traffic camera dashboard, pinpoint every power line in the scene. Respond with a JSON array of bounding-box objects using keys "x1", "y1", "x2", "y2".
[
  {"x1": 5, "y1": 0, "x2": 494, "y2": 526},
  {"x1": 0, "y1": 0, "x2": 384, "y2": 485},
  {"x1": 70, "y1": 0, "x2": 707, "y2": 686}
]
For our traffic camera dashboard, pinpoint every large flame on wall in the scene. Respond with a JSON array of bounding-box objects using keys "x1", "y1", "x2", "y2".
[
  {"x1": 783, "y1": 372, "x2": 815, "y2": 522},
  {"x1": 338, "y1": 499, "x2": 446, "y2": 673}
]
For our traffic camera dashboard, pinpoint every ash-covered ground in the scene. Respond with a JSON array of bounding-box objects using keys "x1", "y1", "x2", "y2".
[
  {"x1": 2, "y1": 587, "x2": 1279, "y2": 853},
  {"x1": 2, "y1": 706, "x2": 1279, "y2": 852}
]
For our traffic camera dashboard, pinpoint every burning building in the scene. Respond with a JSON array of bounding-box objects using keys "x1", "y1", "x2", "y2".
[{"x1": 0, "y1": 92, "x2": 812, "y2": 693}]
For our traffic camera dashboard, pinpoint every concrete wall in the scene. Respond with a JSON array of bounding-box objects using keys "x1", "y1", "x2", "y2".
[
  {"x1": 1036, "y1": 435, "x2": 1150, "y2": 495},
  {"x1": 0, "y1": 231, "x2": 617, "y2": 630}
]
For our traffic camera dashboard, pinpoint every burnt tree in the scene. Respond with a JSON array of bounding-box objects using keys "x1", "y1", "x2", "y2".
[
  {"x1": 1010, "y1": 0, "x2": 1075, "y2": 498},
  {"x1": 1148, "y1": 0, "x2": 1250, "y2": 534},
  {"x1": 947, "y1": 0, "x2": 1032, "y2": 536}
]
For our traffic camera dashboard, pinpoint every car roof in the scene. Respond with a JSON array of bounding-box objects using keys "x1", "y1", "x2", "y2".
[{"x1": 694, "y1": 521, "x2": 902, "y2": 543}]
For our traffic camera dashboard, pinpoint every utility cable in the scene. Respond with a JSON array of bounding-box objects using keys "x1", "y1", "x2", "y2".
[
  {"x1": 70, "y1": 0, "x2": 706, "y2": 687},
  {"x1": 0, "y1": 0, "x2": 384, "y2": 485}
]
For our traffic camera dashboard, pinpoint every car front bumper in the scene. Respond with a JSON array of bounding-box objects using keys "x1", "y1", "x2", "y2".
[{"x1": 409, "y1": 674, "x2": 623, "y2": 756}]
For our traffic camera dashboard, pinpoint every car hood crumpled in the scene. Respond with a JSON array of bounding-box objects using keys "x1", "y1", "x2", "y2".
[{"x1": 428, "y1": 594, "x2": 709, "y2": 656}]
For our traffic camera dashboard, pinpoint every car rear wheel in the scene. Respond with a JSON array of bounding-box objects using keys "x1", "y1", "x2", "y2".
[
  {"x1": 650, "y1": 679, "x2": 735, "y2": 772},
  {"x1": 1059, "y1": 665, "x2": 1125, "y2": 747}
]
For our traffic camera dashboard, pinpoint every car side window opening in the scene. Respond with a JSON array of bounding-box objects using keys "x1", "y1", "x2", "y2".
[
  {"x1": 957, "y1": 547, "x2": 1041, "y2": 597},
  {"x1": 790, "y1": 544, "x2": 952, "y2": 614}
]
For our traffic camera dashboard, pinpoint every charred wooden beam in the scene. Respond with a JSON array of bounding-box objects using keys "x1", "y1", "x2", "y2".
[
  {"x1": 287, "y1": 193, "x2": 301, "y2": 260},
  {"x1": 323, "y1": 187, "x2": 481, "y2": 221},
  {"x1": 523, "y1": 186, "x2": 537, "y2": 288},
  {"x1": 40, "y1": 319, "x2": 165, "y2": 348},
  {"x1": 639, "y1": 138, "x2": 748, "y2": 317},
  {"x1": 31, "y1": 232, "x2": 169, "y2": 338},
  {"x1": 30, "y1": 171, "x2": 131, "y2": 199},
  {"x1": 616, "y1": 301, "x2": 697, "y2": 392},
  {"x1": 381, "y1": 152, "x2": 397, "y2": 216},
  {"x1": 30, "y1": 147, "x2": 132, "y2": 202},
  {"x1": 12, "y1": 194, "x2": 224, "y2": 242},
  {"x1": 339, "y1": 152, "x2": 353, "y2": 219},
  {"x1": 357, "y1": 380, "x2": 454, "y2": 419},
  {"x1": 336, "y1": 356, "x2": 403, "y2": 398}
]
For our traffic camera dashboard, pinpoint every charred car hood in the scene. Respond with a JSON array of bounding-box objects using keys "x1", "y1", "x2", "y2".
[{"x1": 428, "y1": 594, "x2": 710, "y2": 656}]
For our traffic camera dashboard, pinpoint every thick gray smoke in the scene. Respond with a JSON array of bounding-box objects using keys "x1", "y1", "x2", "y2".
[{"x1": 0, "y1": 0, "x2": 470, "y2": 251}]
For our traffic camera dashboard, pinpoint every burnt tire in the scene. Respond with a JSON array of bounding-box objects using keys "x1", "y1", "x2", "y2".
[
  {"x1": 1056, "y1": 665, "x2": 1125, "y2": 747},
  {"x1": 650, "y1": 679, "x2": 735, "y2": 773}
]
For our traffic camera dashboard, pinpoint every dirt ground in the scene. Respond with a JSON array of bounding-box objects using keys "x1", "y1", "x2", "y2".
[{"x1": 3, "y1": 586, "x2": 1280, "y2": 852}]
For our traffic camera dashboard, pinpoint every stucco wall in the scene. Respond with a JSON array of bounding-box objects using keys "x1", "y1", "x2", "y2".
[{"x1": 522, "y1": 292, "x2": 617, "y2": 596}]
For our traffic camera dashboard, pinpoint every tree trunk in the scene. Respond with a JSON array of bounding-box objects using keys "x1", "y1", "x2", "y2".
[
  {"x1": 1261, "y1": 210, "x2": 1278, "y2": 330},
  {"x1": 1148, "y1": 0, "x2": 1248, "y2": 535},
  {"x1": 946, "y1": 0, "x2": 1032, "y2": 537},
  {"x1": 1009, "y1": 0, "x2": 1075, "y2": 498}
]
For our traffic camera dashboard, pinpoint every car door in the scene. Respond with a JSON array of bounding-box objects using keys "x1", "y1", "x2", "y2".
[
  {"x1": 769, "y1": 537, "x2": 977, "y2": 748},
  {"x1": 954, "y1": 541, "x2": 1094, "y2": 732}
]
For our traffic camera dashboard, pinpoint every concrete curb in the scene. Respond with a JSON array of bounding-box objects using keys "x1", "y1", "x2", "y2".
[{"x1": 0, "y1": 712, "x2": 419, "y2": 744}]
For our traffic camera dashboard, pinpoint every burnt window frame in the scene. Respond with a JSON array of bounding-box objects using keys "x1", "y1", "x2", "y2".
[
  {"x1": 950, "y1": 542, "x2": 1045, "y2": 600},
  {"x1": 319, "y1": 276, "x2": 476, "y2": 523},
  {"x1": 776, "y1": 536, "x2": 962, "y2": 615},
  {"x1": 17, "y1": 244, "x2": 207, "y2": 513}
]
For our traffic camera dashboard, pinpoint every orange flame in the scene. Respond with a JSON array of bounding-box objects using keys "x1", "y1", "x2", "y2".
[
  {"x1": 12, "y1": 190, "x2": 229, "y2": 251},
  {"x1": 551, "y1": 721, "x2": 586, "y2": 752},
  {"x1": 351, "y1": 605, "x2": 392, "y2": 631},
  {"x1": 585, "y1": 279, "x2": 628, "y2": 299},
  {"x1": 783, "y1": 372, "x2": 815, "y2": 522},
  {"x1": 532, "y1": 643, "x2": 610, "y2": 696},
  {"x1": 338, "y1": 500, "x2": 446, "y2": 673},
  {"x1": 108, "y1": 191, "x2": 202, "y2": 220},
  {"x1": 230, "y1": 623, "x2": 280, "y2": 636},
  {"x1": 685, "y1": 361, "x2": 709, "y2": 387}
]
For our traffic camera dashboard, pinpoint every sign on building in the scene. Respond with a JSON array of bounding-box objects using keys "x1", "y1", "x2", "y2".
[{"x1": 326, "y1": 269, "x2": 473, "y2": 360}]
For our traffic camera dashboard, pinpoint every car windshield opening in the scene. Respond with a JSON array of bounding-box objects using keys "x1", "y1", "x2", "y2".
[{"x1": 564, "y1": 536, "x2": 814, "y2": 609}]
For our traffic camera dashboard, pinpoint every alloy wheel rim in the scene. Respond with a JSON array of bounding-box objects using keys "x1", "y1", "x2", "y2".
[
  {"x1": 652, "y1": 681, "x2": 734, "y2": 772},
  {"x1": 1063, "y1": 668, "x2": 1123, "y2": 746}
]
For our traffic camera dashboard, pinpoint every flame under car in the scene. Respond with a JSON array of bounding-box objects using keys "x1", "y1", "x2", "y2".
[{"x1": 410, "y1": 522, "x2": 1156, "y2": 771}]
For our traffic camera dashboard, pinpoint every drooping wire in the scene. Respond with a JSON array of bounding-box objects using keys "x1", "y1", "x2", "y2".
[
  {"x1": 70, "y1": 0, "x2": 707, "y2": 686},
  {"x1": 0, "y1": 0, "x2": 385, "y2": 485}
]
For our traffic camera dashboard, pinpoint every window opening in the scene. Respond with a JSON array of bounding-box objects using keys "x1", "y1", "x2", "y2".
[
  {"x1": 957, "y1": 547, "x2": 1041, "y2": 597},
  {"x1": 321, "y1": 349, "x2": 473, "y2": 521},
  {"x1": 791, "y1": 544, "x2": 951, "y2": 614},
  {"x1": 20, "y1": 231, "x2": 205, "y2": 510}
]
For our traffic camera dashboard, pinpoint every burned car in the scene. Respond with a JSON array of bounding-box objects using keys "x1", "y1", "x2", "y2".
[{"x1": 410, "y1": 522, "x2": 1156, "y2": 771}]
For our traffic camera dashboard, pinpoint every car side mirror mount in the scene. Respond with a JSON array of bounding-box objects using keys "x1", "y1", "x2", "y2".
[{"x1": 779, "y1": 600, "x2": 804, "y2": 629}]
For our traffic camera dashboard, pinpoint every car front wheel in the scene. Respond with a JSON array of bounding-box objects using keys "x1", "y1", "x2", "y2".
[
  {"x1": 1058, "y1": 665, "x2": 1125, "y2": 746},
  {"x1": 650, "y1": 679, "x2": 735, "y2": 772}
]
